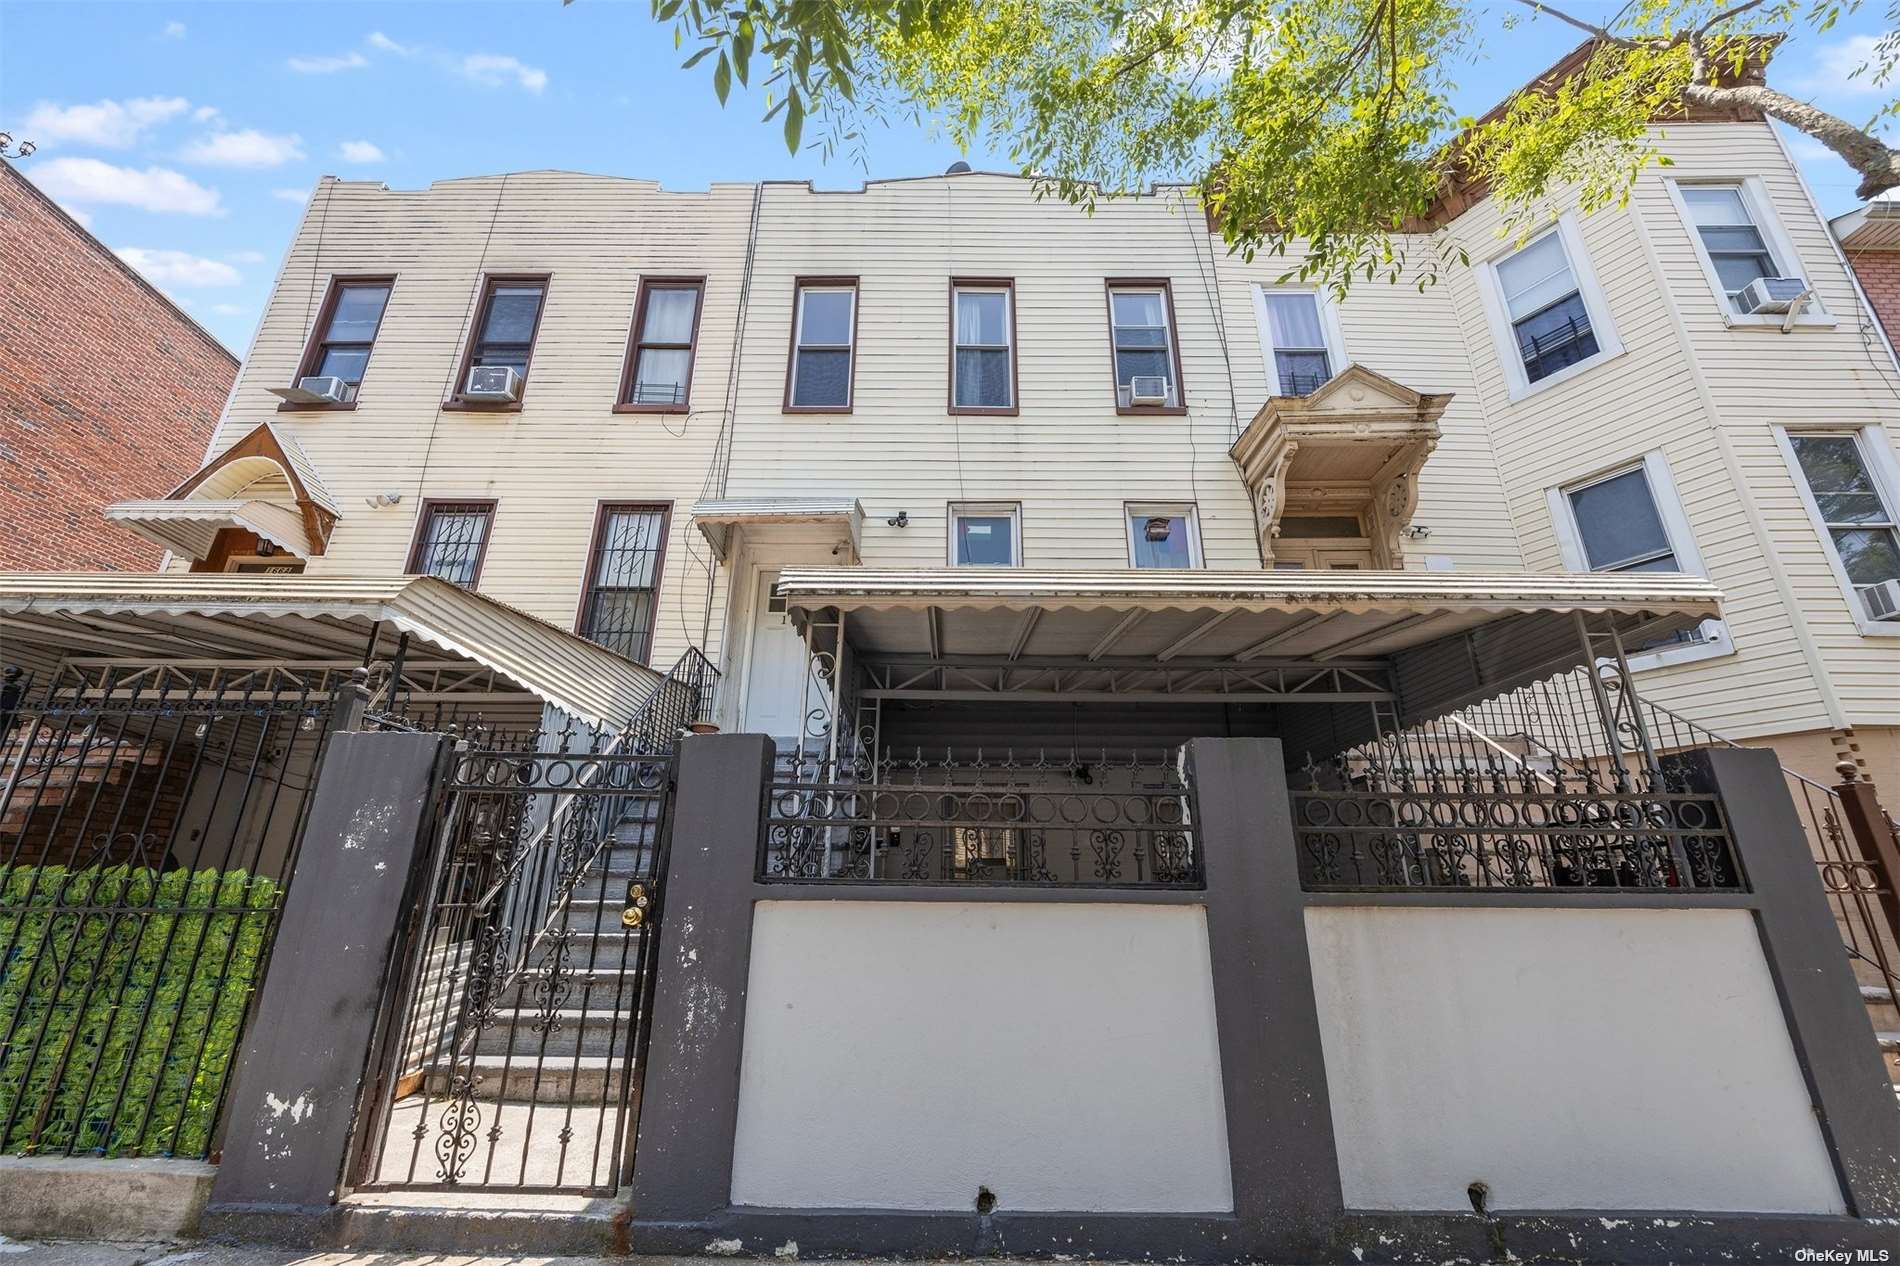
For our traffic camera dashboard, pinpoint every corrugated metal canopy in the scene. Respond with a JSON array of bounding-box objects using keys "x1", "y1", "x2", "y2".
[
  {"x1": 775, "y1": 567, "x2": 1723, "y2": 721},
  {"x1": 0, "y1": 573, "x2": 663, "y2": 728},
  {"x1": 103, "y1": 500, "x2": 314, "y2": 561}
]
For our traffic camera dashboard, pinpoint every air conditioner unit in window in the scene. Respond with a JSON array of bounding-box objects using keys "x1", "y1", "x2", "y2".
[
  {"x1": 464, "y1": 365, "x2": 524, "y2": 402},
  {"x1": 1128, "y1": 375, "x2": 1170, "y2": 405},
  {"x1": 1862, "y1": 578, "x2": 1900, "y2": 622},
  {"x1": 1735, "y1": 276, "x2": 1809, "y2": 315},
  {"x1": 267, "y1": 376, "x2": 349, "y2": 405}
]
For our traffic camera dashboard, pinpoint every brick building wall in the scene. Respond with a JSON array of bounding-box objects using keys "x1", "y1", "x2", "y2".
[
  {"x1": 0, "y1": 159, "x2": 238, "y2": 571},
  {"x1": 1843, "y1": 245, "x2": 1900, "y2": 344}
]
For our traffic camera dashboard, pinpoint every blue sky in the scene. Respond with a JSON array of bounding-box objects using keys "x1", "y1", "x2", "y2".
[{"x1": 3, "y1": 0, "x2": 1891, "y2": 352}]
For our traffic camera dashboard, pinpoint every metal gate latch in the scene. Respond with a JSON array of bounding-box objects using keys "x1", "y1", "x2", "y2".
[{"x1": 622, "y1": 881, "x2": 649, "y2": 928}]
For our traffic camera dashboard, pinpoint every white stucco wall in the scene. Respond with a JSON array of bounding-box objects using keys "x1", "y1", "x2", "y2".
[
  {"x1": 1305, "y1": 905, "x2": 1844, "y2": 1214},
  {"x1": 729, "y1": 900, "x2": 1234, "y2": 1212}
]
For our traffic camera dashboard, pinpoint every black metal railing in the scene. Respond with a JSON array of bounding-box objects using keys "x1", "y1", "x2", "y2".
[
  {"x1": 1293, "y1": 752, "x2": 1743, "y2": 893},
  {"x1": 763, "y1": 748, "x2": 1201, "y2": 887},
  {"x1": 352, "y1": 732, "x2": 674, "y2": 1194},
  {"x1": 0, "y1": 667, "x2": 333, "y2": 1158}
]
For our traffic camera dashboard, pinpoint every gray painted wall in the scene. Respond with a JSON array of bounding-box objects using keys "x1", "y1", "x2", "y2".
[
  {"x1": 1306, "y1": 905, "x2": 1844, "y2": 1214},
  {"x1": 728, "y1": 900, "x2": 1234, "y2": 1213}
]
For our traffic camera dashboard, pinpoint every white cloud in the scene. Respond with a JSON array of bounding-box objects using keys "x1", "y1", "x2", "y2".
[
  {"x1": 115, "y1": 247, "x2": 243, "y2": 287},
  {"x1": 31, "y1": 158, "x2": 224, "y2": 215},
  {"x1": 460, "y1": 53, "x2": 547, "y2": 93},
  {"x1": 338, "y1": 139, "x2": 386, "y2": 163},
  {"x1": 192, "y1": 105, "x2": 221, "y2": 123},
  {"x1": 23, "y1": 96, "x2": 190, "y2": 148},
  {"x1": 162, "y1": 20, "x2": 186, "y2": 39},
  {"x1": 226, "y1": 249, "x2": 267, "y2": 264},
  {"x1": 367, "y1": 31, "x2": 408, "y2": 55},
  {"x1": 180, "y1": 128, "x2": 305, "y2": 167},
  {"x1": 1792, "y1": 34, "x2": 1887, "y2": 97},
  {"x1": 287, "y1": 50, "x2": 368, "y2": 74},
  {"x1": 210, "y1": 303, "x2": 245, "y2": 316}
]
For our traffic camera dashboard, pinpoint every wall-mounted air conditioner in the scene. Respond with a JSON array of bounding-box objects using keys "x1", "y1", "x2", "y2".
[
  {"x1": 1735, "y1": 276, "x2": 1809, "y2": 315},
  {"x1": 464, "y1": 366, "x2": 524, "y2": 402},
  {"x1": 1861, "y1": 578, "x2": 1900, "y2": 623},
  {"x1": 1128, "y1": 375, "x2": 1170, "y2": 405},
  {"x1": 268, "y1": 376, "x2": 349, "y2": 405}
]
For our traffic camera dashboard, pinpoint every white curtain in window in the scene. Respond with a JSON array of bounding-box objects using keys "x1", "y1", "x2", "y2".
[{"x1": 642, "y1": 288, "x2": 698, "y2": 342}]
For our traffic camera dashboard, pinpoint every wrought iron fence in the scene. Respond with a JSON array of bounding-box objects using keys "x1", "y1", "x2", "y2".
[
  {"x1": 0, "y1": 666, "x2": 333, "y2": 1158},
  {"x1": 763, "y1": 748, "x2": 1201, "y2": 887},
  {"x1": 351, "y1": 727, "x2": 674, "y2": 1194},
  {"x1": 1293, "y1": 751, "x2": 1743, "y2": 893}
]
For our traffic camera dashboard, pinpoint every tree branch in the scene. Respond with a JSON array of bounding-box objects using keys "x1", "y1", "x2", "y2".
[
  {"x1": 1682, "y1": 79, "x2": 1900, "y2": 198},
  {"x1": 1505, "y1": 0, "x2": 1641, "y2": 48},
  {"x1": 1695, "y1": 0, "x2": 1766, "y2": 37}
]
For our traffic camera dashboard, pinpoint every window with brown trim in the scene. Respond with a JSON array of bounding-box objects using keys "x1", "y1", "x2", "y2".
[
  {"x1": 1105, "y1": 280, "x2": 1185, "y2": 413},
  {"x1": 619, "y1": 278, "x2": 704, "y2": 411},
  {"x1": 452, "y1": 276, "x2": 548, "y2": 402},
  {"x1": 785, "y1": 279, "x2": 857, "y2": 411},
  {"x1": 292, "y1": 277, "x2": 393, "y2": 404},
  {"x1": 407, "y1": 500, "x2": 495, "y2": 588},
  {"x1": 576, "y1": 504, "x2": 670, "y2": 662},
  {"x1": 950, "y1": 279, "x2": 1017, "y2": 414}
]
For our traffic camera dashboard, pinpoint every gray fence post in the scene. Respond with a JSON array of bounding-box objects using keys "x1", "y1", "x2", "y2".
[
  {"x1": 629, "y1": 732, "x2": 775, "y2": 1226},
  {"x1": 205, "y1": 729, "x2": 452, "y2": 1216},
  {"x1": 1676, "y1": 745, "x2": 1900, "y2": 1216},
  {"x1": 1183, "y1": 737, "x2": 1343, "y2": 1262}
]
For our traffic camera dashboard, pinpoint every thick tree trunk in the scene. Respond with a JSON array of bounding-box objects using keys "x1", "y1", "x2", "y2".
[{"x1": 1683, "y1": 80, "x2": 1900, "y2": 199}]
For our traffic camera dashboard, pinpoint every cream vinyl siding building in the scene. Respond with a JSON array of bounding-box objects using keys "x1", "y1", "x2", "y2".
[{"x1": 169, "y1": 116, "x2": 1896, "y2": 779}]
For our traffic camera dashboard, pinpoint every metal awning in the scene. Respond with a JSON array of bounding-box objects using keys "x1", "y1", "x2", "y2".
[
  {"x1": 691, "y1": 498, "x2": 865, "y2": 562},
  {"x1": 104, "y1": 499, "x2": 314, "y2": 560},
  {"x1": 774, "y1": 567, "x2": 1723, "y2": 721},
  {"x1": 0, "y1": 573, "x2": 664, "y2": 728}
]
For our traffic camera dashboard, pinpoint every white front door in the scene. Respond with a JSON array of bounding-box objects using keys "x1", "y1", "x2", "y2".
[{"x1": 741, "y1": 571, "x2": 808, "y2": 742}]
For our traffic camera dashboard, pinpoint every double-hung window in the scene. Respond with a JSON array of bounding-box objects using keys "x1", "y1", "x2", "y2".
[
  {"x1": 949, "y1": 503, "x2": 1021, "y2": 566},
  {"x1": 1495, "y1": 228, "x2": 1599, "y2": 386},
  {"x1": 951, "y1": 280, "x2": 1016, "y2": 412},
  {"x1": 1679, "y1": 185, "x2": 1780, "y2": 312},
  {"x1": 578, "y1": 504, "x2": 669, "y2": 662},
  {"x1": 1783, "y1": 431, "x2": 1900, "y2": 625},
  {"x1": 456, "y1": 277, "x2": 547, "y2": 400},
  {"x1": 295, "y1": 277, "x2": 392, "y2": 403},
  {"x1": 1126, "y1": 504, "x2": 1202, "y2": 569},
  {"x1": 408, "y1": 501, "x2": 495, "y2": 589},
  {"x1": 1549, "y1": 455, "x2": 1726, "y2": 661},
  {"x1": 1256, "y1": 291, "x2": 1336, "y2": 396},
  {"x1": 786, "y1": 280, "x2": 857, "y2": 410},
  {"x1": 1107, "y1": 282, "x2": 1183, "y2": 411},
  {"x1": 620, "y1": 279, "x2": 703, "y2": 410}
]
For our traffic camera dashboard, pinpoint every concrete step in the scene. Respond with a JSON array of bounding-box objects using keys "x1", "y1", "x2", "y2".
[
  {"x1": 425, "y1": 1054, "x2": 630, "y2": 1102},
  {"x1": 474, "y1": 1008, "x2": 639, "y2": 1058},
  {"x1": 497, "y1": 964, "x2": 651, "y2": 1011},
  {"x1": 1862, "y1": 984, "x2": 1899, "y2": 1031}
]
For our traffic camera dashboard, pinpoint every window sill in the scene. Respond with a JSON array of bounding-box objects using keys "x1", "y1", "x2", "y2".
[
  {"x1": 1717, "y1": 311, "x2": 1837, "y2": 331},
  {"x1": 1626, "y1": 629, "x2": 1735, "y2": 673},
  {"x1": 949, "y1": 405, "x2": 1020, "y2": 417},
  {"x1": 1505, "y1": 347, "x2": 1625, "y2": 404},
  {"x1": 441, "y1": 399, "x2": 524, "y2": 413},
  {"x1": 1115, "y1": 405, "x2": 1188, "y2": 417},
  {"x1": 275, "y1": 400, "x2": 357, "y2": 413},
  {"x1": 783, "y1": 405, "x2": 854, "y2": 415},
  {"x1": 614, "y1": 402, "x2": 690, "y2": 415}
]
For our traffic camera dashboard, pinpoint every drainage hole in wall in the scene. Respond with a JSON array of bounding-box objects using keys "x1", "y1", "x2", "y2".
[
  {"x1": 975, "y1": 1187, "x2": 997, "y2": 1215},
  {"x1": 1466, "y1": 1181, "x2": 1489, "y2": 1217}
]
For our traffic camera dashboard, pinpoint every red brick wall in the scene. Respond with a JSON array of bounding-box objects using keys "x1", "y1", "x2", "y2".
[
  {"x1": 1846, "y1": 246, "x2": 1900, "y2": 347},
  {"x1": 0, "y1": 160, "x2": 238, "y2": 571}
]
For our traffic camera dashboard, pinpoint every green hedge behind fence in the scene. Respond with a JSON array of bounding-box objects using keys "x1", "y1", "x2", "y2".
[{"x1": 0, "y1": 865, "x2": 279, "y2": 1157}]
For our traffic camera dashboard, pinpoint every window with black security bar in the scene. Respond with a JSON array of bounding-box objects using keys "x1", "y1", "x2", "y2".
[
  {"x1": 1261, "y1": 292, "x2": 1333, "y2": 396},
  {"x1": 408, "y1": 502, "x2": 494, "y2": 588},
  {"x1": 578, "y1": 506, "x2": 667, "y2": 662},
  {"x1": 1497, "y1": 231, "x2": 1598, "y2": 384}
]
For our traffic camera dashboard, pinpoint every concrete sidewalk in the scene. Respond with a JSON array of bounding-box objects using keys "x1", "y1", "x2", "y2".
[{"x1": 0, "y1": 1243, "x2": 1043, "y2": 1266}]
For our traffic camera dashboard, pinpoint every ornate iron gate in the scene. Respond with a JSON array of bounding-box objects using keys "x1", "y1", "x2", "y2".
[
  {"x1": 0, "y1": 665, "x2": 333, "y2": 1158},
  {"x1": 352, "y1": 727, "x2": 675, "y2": 1194}
]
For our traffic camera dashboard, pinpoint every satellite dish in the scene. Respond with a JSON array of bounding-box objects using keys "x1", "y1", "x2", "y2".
[{"x1": 945, "y1": 160, "x2": 972, "y2": 174}]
